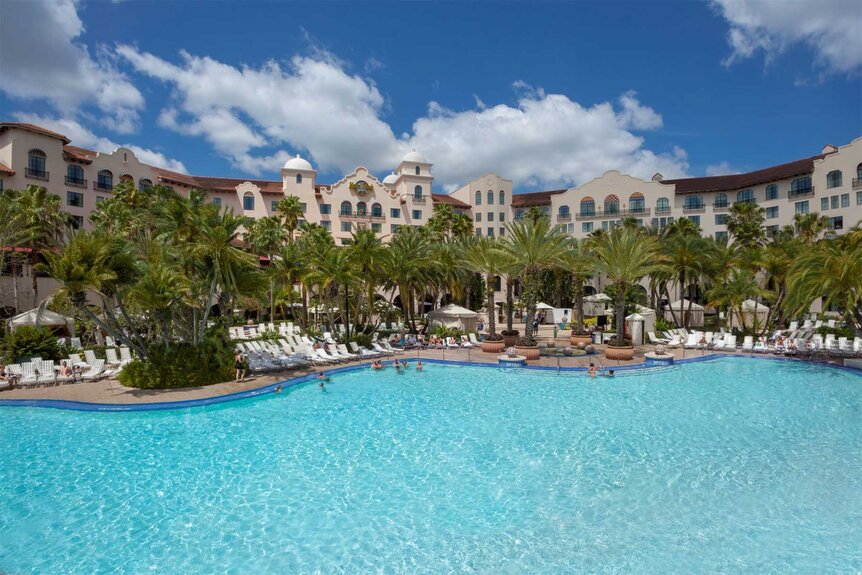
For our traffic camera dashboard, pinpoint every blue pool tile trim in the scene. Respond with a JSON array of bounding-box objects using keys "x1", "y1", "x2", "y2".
[{"x1": 1, "y1": 353, "x2": 859, "y2": 412}]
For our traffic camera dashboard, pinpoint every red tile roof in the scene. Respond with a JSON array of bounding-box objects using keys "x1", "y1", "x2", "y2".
[
  {"x1": 63, "y1": 145, "x2": 96, "y2": 163},
  {"x1": 150, "y1": 166, "x2": 199, "y2": 188},
  {"x1": 0, "y1": 161, "x2": 15, "y2": 175},
  {"x1": 663, "y1": 154, "x2": 827, "y2": 194},
  {"x1": 431, "y1": 193, "x2": 470, "y2": 208},
  {"x1": 0, "y1": 122, "x2": 71, "y2": 144},
  {"x1": 193, "y1": 175, "x2": 282, "y2": 194},
  {"x1": 511, "y1": 189, "x2": 566, "y2": 207}
]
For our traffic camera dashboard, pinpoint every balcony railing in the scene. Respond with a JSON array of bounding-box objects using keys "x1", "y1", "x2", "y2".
[
  {"x1": 682, "y1": 206, "x2": 706, "y2": 214},
  {"x1": 65, "y1": 176, "x2": 87, "y2": 188},
  {"x1": 654, "y1": 206, "x2": 671, "y2": 215},
  {"x1": 25, "y1": 168, "x2": 49, "y2": 181},
  {"x1": 853, "y1": 178, "x2": 862, "y2": 189},
  {"x1": 412, "y1": 195, "x2": 427, "y2": 204},
  {"x1": 340, "y1": 212, "x2": 385, "y2": 222},
  {"x1": 712, "y1": 203, "x2": 729, "y2": 212},
  {"x1": 788, "y1": 186, "x2": 814, "y2": 199},
  {"x1": 556, "y1": 214, "x2": 572, "y2": 222},
  {"x1": 93, "y1": 181, "x2": 113, "y2": 191},
  {"x1": 575, "y1": 207, "x2": 650, "y2": 221}
]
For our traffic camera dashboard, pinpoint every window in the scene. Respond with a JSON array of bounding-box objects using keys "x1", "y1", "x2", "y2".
[
  {"x1": 321, "y1": 220, "x2": 331, "y2": 230},
  {"x1": 683, "y1": 195, "x2": 703, "y2": 210},
  {"x1": 371, "y1": 203, "x2": 382, "y2": 217},
  {"x1": 841, "y1": 193, "x2": 849, "y2": 208},
  {"x1": 340, "y1": 201, "x2": 352, "y2": 216},
  {"x1": 475, "y1": 213, "x2": 482, "y2": 222},
  {"x1": 96, "y1": 196, "x2": 106, "y2": 203},
  {"x1": 858, "y1": 162, "x2": 862, "y2": 181},
  {"x1": 713, "y1": 193, "x2": 728, "y2": 208},
  {"x1": 70, "y1": 215, "x2": 84, "y2": 230},
  {"x1": 414, "y1": 185, "x2": 423, "y2": 199},
  {"x1": 765, "y1": 184, "x2": 778, "y2": 200},
  {"x1": 499, "y1": 190, "x2": 505, "y2": 204},
  {"x1": 356, "y1": 202, "x2": 367, "y2": 216},
  {"x1": 66, "y1": 165, "x2": 84, "y2": 185},
  {"x1": 372, "y1": 223, "x2": 382, "y2": 233},
  {"x1": 857, "y1": 191, "x2": 862, "y2": 205},
  {"x1": 604, "y1": 194, "x2": 619, "y2": 214},
  {"x1": 821, "y1": 197, "x2": 830, "y2": 211},
  {"x1": 271, "y1": 200, "x2": 279, "y2": 213},
  {"x1": 580, "y1": 197, "x2": 595, "y2": 216},
  {"x1": 498, "y1": 212, "x2": 505, "y2": 222},
  {"x1": 499, "y1": 227, "x2": 505, "y2": 237},
  {"x1": 795, "y1": 201, "x2": 809, "y2": 215},
  {"x1": 212, "y1": 197, "x2": 222, "y2": 207},
  {"x1": 629, "y1": 193, "x2": 645, "y2": 213},
  {"x1": 320, "y1": 203, "x2": 331, "y2": 215},
  {"x1": 391, "y1": 224, "x2": 399, "y2": 233},
  {"x1": 139, "y1": 178, "x2": 152, "y2": 190},
  {"x1": 827, "y1": 216, "x2": 843, "y2": 230},
  {"x1": 487, "y1": 227, "x2": 494, "y2": 237},
  {"x1": 487, "y1": 190, "x2": 494, "y2": 205},
  {"x1": 827, "y1": 170, "x2": 843, "y2": 189},
  {"x1": 341, "y1": 222, "x2": 351, "y2": 232},
  {"x1": 66, "y1": 191, "x2": 84, "y2": 207},
  {"x1": 765, "y1": 225, "x2": 779, "y2": 237},
  {"x1": 97, "y1": 169, "x2": 113, "y2": 191},
  {"x1": 656, "y1": 197, "x2": 670, "y2": 212},
  {"x1": 390, "y1": 208, "x2": 400, "y2": 218},
  {"x1": 688, "y1": 215, "x2": 701, "y2": 227},
  {"x1": 765, "y1": 206, "x2": 779, "y2": 219},
  {"x1": 582, "y1": 222, "x2": 593, "y2": 233},
  {"x1": 715, "y1": 231, "x2": 728, "y2": 241},
  {"x1": 736, "y1": 189, "x2": 755, "y2": 204},
  {"x1": 487, "y1": 212, "x2": 494, "y2": 222},
  {"x1": 715, "y1": 214, "x2": 728, "y2": 225},
  {"x1": 831, "y1": 195, "x2": 839, "y2": 209},
  {"x1": 475, "y1": 228, "x2": 482, "y2": 236},
  {"x1": 243, "y1": 192, "x2": 255, "y2": 211},
  {"x1": 120, "y1": 174, "x2": 133, "y2": 185},
  {"x1": 296, "y1": 174, "x2": 302, "y2": 184},
  {"x1": 475, "y1": 190, "x2": 482, "y2": 205},
  {"x1": 27, "y1": 149, "x2": 47, "y2": 178},
  {"x1": 558, "y1": 205, "x2": 570, "y2": 219},
  {"x1": 412, "y1": 209, "x2": 422, "y2": 219},
  {"x1": 415, "y1": 166, "x2": 421, "y2": 175},
  {"x1": 790, "y1": 176, "x2": 812, "y2": 197}
]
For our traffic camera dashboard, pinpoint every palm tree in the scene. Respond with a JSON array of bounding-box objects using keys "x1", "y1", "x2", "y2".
[
  {"x1": 348, "y1": 228, "x2": 387, "y2": 327},
  {"x1": 502, "y1": 217, "x2": 567, "y2": 343},
  {"x1": 726, "y1": 202, "x2": 766, "y2": 250},
  {"x1": 276, "y1": 196, "x2": 305, "y2": 243},
  {"x1": 793, "y1": 212, "x2": 828, "y2": 244},
  {"x1": 461, "y1": 236, "x2": 506, "y2": 338},
  {"x1": 384, "y1": 226, "x2": 435, "y2": 332},
  {"x1": 590, "y1": 226, "x2": 663, "y2": 344},
  {"x1": 245, "y1": 216, "x2": 288, "y2": 320},
  {"x1": 662, "y1": 231, "x2": 707, "y2": 328},
  {"x1": 706, "y1": 267, "x2": 766, "y2": 331},
  {"x1": 0, "y1": 192, "x2": 28, "y2": 311},
  {"x1": 556, "y1": 238, "x2": 596, "y2": 335}
]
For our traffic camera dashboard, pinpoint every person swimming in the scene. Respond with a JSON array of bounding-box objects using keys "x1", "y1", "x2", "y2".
[
  {"x1": 587, "y1": 363, "x2": 597, "y2": 378},
  {"x1": 274, "y1": 384, "x2": 283, "y2": 393},
  {"x1": 416, "y1": 360, "x2": 424, "y2": 372},
  {"x1": 603, "y1": 369, "x2": 615, "y2": 378},
  {"x1": 317, "y1": 371, "x2": 330, "y2": 382}
]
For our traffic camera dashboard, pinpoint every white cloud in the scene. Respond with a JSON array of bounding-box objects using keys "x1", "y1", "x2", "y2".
[
  {"x1": 705, "y1": 161, "x2": 740, "y2": 176},
  {"x1": 617, "y1": 91, "x2": 663, "y2": 130},
  {"x1": 712, "y1": 0, "x2": 862, "y2": 74},
  {"x1": 0, "y1": 0, "x2": 144, "y2": 133},
  {"x1": 14, "y1": 114, "x2": 187, "y2": 173}
]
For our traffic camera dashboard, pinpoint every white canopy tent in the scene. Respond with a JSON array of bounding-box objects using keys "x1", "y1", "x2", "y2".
[
  {"x1": 426, "y1": 304, "x2": 478, "y2": 332},
  {"x1": 607, "y1": 305, "x2": 656, "y2": 338},
  {"x1": 7, "y1": 308, "x2": 75, "y2": 335},
  {"x1": 730, "y1": 299, "x2": 769, "y2": 330},
  {"x1": 583, "y1": 293, "x2": 612, "y2": 317},
  {"x1": 664, "y1": 299, "x2": 705, "y2": 327}
]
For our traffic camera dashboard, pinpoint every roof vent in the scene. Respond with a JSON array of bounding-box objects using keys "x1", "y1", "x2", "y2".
[
  {"x1": 821, "y1": 144, "x2": 838, "y2": 154},
  {"x1": 651, "y1": 173, "x2": 663, "y2": 182}
]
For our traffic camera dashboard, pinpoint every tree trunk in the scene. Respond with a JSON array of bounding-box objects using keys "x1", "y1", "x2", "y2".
[
  {"x1": 199, "y1": 272, "x2": 218, "y2": 344},
  {"x1": 344, "y1": 285, "x2": 351, "y2": 340},
  {"x1": 506, "y1": 278, "x2": 514, "y2": 332},
  {"x1": 573, "y1": 277, "x2": 585, "y2": 333},
  {"x1": 485, "y1": 273, "x2": 496, "y2": 335},
  {"x1": 616, "y1": 284, "x2": 626, "y2": 343}
]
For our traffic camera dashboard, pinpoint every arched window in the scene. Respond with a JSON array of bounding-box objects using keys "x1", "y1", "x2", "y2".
[
  {"x1": 827, "y1": 170, "x2": 843, "y2": 189},
  {"x1": 371, "y1": 202, "x2": 382, "y2": 217},
  {"x1": 242, "y1": 192, "x2": 255, "y2": 211},
  {"x1": 119, "y1": 174, "x2": 133, "y2": 184},
  {"x1": 604, "y1": 194, "x2": 619, "y2": 215},
  {"x1": 683, "y1": 195, "x2": 703, "y2": 209},
  {"x1": 736, "y1": 189, "x2": 755, "y2": 204},
  {"x1": 27, "y1": 149, "x2": 47, "y2": 177},
  {"x1": 475, "y1": 190, "x2": 482, "y2": 205},
  {"x1": 415, "y1": 166, "x2": 420, "y2": 175},
  {"x1": 139, "y1": 178, "x2": 153, "y2": 190},
  {"x1": 66, "y1": 165, "x2": 84, "y2": 185},
  {"x1": 356, "y1": 201, "x2": 367, "y2": 216},
  {"x1": 499, "y1": 190, "x2": 505, "y2": 204},
  {"x1": 714, "y1": 193, "x2": 728, "y2": 208},
  {"x1": 656, "y1": 197, "x2": 670, "y2": 212},
  {"x1": 765, "y1": 184, "x2": 778, "y2": 200},
  {"x1": 414, "y1": 185, "x2": 423, "y2": 199},
  {"x1": 295, "y1": 173, "x2": 302, "y2": 184},
  {"x1": 580, "y1": 197, "x2": 595, "y2": 216},
  {"x1": 558, "y1": 205, "x2": 570, "y2": 217},
  {"x1": 487, "y1": 190, "x2": 494, "y2": 205},
  {"x1": 97, "y1": 169, "x2": 113, "y2": 191},
  {"x1": 857, "y1": 163, "x2": 862, "y2": 181},
  {"x1": 340, "y1": 201, "x2": 352, "y2": 216},
  {"x1": 791, "y1": 176, "x2": 812, "y2": 196},
  {"x1": 629, "y1": 192, "x2": 645, "y2": 213}
]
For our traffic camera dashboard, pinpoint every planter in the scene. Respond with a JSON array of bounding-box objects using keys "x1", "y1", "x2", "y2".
[
  {"x1": 570, "y1": 334, "x2": 592, "y2": 347},
  {"x1": 503, "y1": 335, "x2": 519, "y2": 347},
  {"x1": 515, "y1": 345, "x2": 541, "y2": 361},
  {"x1": 604, "y1": 344, "x2": 634, "y2": 361},
  {"x1": 481, "y1": 340, "x2": 506, "y2": 353}
]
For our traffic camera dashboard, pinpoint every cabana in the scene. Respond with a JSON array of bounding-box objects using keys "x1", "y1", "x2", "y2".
[
  {"x1": 583, "y1": 293, "x2": 612, "y2": 317},
  {"x1": 426, "y1": 304, "x2": 478, "y2": 332},
  {"x1": 730, "y1": 299, "x2": 769, "y2": 330},
  {"x1": 7, "y1": 308, "x2": 75, "y2": 335},
  {"x1": 664, "y1": 299, "x2": 704, "y2": 327}
]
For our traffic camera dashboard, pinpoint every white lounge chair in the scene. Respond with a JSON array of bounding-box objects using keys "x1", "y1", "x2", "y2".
[
  {"x1": 445, "y1": 337, "x2": 460, "y2": 348},
  {"x1": 82, "y1": 359, "x2": 106, "y2": 380},
  {"x1": 725, "y1": 335, "x2": 737, "y2": 351},
  {"x1": 741, "y1": 336, "x2": 754, "y2": 352},
  {"x1": 119, "y1": 347, "x2": 134, "y2": 364},
  {"x1": 460, "y1": 335, "x2": 474, "y2": 348},
  {"x1": 684, "y1": 333, "x2": 698, "y2": 349},
  {"x1": 469, "y1": 333, "x2": 481, "y2": 346},
  {"x1": 648, "y1": 331, "x2": 669, "y2": 344},
  {"x1": 84, "y1": 349, "x2": 98, "y2": 366}
]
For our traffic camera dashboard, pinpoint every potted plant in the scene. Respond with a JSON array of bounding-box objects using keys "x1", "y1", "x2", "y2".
[
  {"x1": 557, "y1": 238, "x2": 596, "y2": 347},
  {"x1": 461, "y1": 236, "x2": 508, "y2": 354},
  {"x1": 514, "y1": 336, "x2": 541, "y2": 360},
  {"x1": 501, "y1": 328, "x2": 519, "y2": 348}
]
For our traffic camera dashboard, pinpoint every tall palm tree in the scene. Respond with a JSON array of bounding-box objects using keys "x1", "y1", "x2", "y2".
[
  {"x1": 245, "y1": 216, "x2": 288, "y2": 320},
  {"x1": 0, "y1": 192, "x2": 28, "y2": 312},
  {"x1": 461, "y1": 236, "x2": 506, "y2": 338},
  {"x1": 726, "y1": 201, "x2": 766, "y2": 250},
  {"x1": 662, "y1": 232, "x2": 707, "y2": 328},
  {"x1": 276, "y1": 196, "x2": 305, "y2": 243},
  {"x1": 706, "y1": 268, "x2": 766, "y2": 331},
  {"x1": 556, "y1": 238, "x2": 596, "y2": 335},
  {"x1": 348, "y1": 228, "x2": 387, "y2": 327},
  {"x1": 384, "y1": 226, "x2": 435, "y2": 332},
  {"x1": 793, "y1": 212, "x2": 828, "y2": 244},
  {"x1": 590, "y1": 226, "x2": 662, "y2": 344},
  {"x1": 502, "y1": 217, "x2": 567, "y2": 343}
]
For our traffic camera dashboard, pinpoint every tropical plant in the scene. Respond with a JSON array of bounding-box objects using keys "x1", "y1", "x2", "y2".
[
  {"x1": 461, "y1": 236, "x2": 506, "y2": 340},
  {"x1": 556, "y1": 238, "x2": 596, "y2": 334}
]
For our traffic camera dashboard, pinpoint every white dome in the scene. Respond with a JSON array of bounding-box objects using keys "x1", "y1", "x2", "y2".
[
  {"x1": 382, "y1": 172, "x2": 398, "y2": 185},
  {"x1": 401, "y1": 150, "x2": 426, "y2": 164},
  {"x1": 283, "y1": 154, "x2": 313, "y2": 171}
]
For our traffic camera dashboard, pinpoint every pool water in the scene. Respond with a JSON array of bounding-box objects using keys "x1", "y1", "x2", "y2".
[{"x1": 2, "y1": 358, "x2": 861, "y2": 574}]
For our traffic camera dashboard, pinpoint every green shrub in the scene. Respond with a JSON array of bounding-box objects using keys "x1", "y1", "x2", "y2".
[
  {"x1": 816, "y1": 325, "x2": 855, "y2": 339},
  {"x1": 118, "y1": 329, "x2": 234, "y2": 389},
  {"x1": 655, "y1": 316, "x2": 675, "y2": 332},
  {"x1": 2, "y1": 326, "x2": 60, "y2": 363},
  {"x1": 351, "y1": 332, "x2": 373, "y2": 348}
]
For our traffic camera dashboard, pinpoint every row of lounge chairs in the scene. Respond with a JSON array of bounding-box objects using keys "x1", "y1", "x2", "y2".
[
  {"x1": 235, "y1": 336, "x2": 405, "y2": 373},
  {"x1": 650, "y1": 327, "x2": 862, "y2": 357},
  {"x1": 3, "y1": 347, "x2": 134, "y2": 388},
  {"x1": 230, "y1": 320, "x2": 411, "y2": 341}
]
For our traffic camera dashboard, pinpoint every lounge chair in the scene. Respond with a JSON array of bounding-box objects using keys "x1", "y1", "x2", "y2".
[
  {"x1": 665, "y1": 334, "x2": 682, "y2": 348},
  {"x1": 444, "y1": 337, "x2": 460, "y2": 349},
  {"x1": 684, "y1": 333, "x2": 698, "y2": 349},
  {"x1": 84, "y1": 349, "x2": 98, "y2": 366},
  {"x1": 725, "y1": 335, "x2": 737, "y2": 351},
  {"x1": 648, "y1": 331, "x2": 669, "y2": 344},
  {"x1": 82, "y1": 359, "x2": 106, "y2": 380},
  {"x1": 371, "y1": 342, "x2": 393, "y2": 356},
  {"x1": 460, "y1": 335, "x2": 474, "y2": 348},
  {"x1": 380, "y1": 340, "x2": 404, "y2": 354},
  {"x1": 119, "y1": 347, "x2": 134, "y2": 364},
  {"x1": 712, "y1": 335, "x2": 726, "y2": 350},
  {"x1": 469, "y1": 333, "x2": 481, "y2": 346},
  {"x1": 741, "y1": 336, "x2": 754, "y2": 352}
]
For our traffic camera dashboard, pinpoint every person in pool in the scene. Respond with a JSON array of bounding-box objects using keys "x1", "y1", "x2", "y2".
[
  {"x1": 371, "y1": 360, "x2": 383, "y2": 370},
  {"x1": 416, "y1": 360, "x2": 424, "y2": 372},
  {"x1": 317, "y1": 371, "x2": 330, "y2": 382},
  {"x1": 274, "y1": 384, "x2": 283, "y2": 393},
  {"x1": 587, "y1": 363, "x2": 597, "y2": 378},
  {"x1": 603, "y1": 369, "x2": 615, "y2": 378},
  {"x1": 395, "y1": 363, "x2": 402, "y2": 374}
]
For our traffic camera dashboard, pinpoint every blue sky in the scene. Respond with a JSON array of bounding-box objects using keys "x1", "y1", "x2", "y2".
[{"x1": 1, "y1": 0, "x2": 860, "y2": 192}]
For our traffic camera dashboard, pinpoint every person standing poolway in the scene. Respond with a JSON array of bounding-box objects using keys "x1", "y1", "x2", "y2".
[{"x1": 235, "y1": 350, "x2": 246, "y2": 382}]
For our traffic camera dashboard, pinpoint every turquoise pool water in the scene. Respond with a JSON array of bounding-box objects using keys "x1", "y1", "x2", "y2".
[{"x1": 1, "y1": 358, "x2": 861, "y2": 574}]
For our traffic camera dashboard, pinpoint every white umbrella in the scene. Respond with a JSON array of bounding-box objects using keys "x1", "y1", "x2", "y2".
[
  {"x1": 535, "y1": 302, "x2": 554, "y2": 310},
  {"x1": 585, "y1": 293, "x2": 612, "y2": 302}
]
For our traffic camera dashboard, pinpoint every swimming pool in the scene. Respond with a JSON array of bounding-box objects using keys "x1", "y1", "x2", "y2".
[{"x1": 1, "y1": 357, "x2": 861, "y2": 573}]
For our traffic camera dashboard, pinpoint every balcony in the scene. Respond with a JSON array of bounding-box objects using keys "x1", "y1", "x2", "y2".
[
  {"x1": 682, "y1": 205, "x2": 706, "y2": 214},
  {"x1": 93, "y1": 181, "x2": 113, "y2": 192},
  {"x1": 788, "y1": 186, "x2": 814, "y2": 199},
  {"x1": 575, "y1": 207, "x2": 651, "y2": 221},
  {"x1": 853, "y1": 178, "x2": 862, "y2": 189},
  {"x1": 65, "y1": 176, "x2": 87, "y2": 188},
  {"x1": 340, "y1": 211, "x2": 385, "y2": 222},
  {"x1": 556, "y1": 214, "x2": 572, "y2": 222},
  {"x1": 712, "y1": 203, "x2": 729, "y2": 212},
  {"x1": 654, "y1": 206, "x2": 671, "y2": 215},
  {"x1": 412, "y1": 195, "x2": 427, "y2": 204},
  {"x1": 25, "y1": 168, "x2": 49, "y2": 181}
]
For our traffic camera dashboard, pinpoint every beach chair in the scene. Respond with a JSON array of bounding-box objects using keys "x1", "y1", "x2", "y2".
[
  {"x1": 84, "y1": 349, "x2": 98, "y2": 366},
  {"x1": 314, "y1": 348, "x2": 341, "y2": 364},
  {"x1": 19, "y1": 363, "x2": 40, "y2": 387},
  {"x1": 69, "y1": 353, "x2": 87, "y2": 368},
  {"x1": 36, "y1": 360, "x2": 56, "y2": 385},
  {"x1": 665, "y1": 334, "x2": 681, "y2": 348},
  {"x1": 684, "y1": 333, "x2": 698, "y2": 349},
  {"x1": 725, "y1": 335, "x2": 737, "y2": 351},
  {"x1": 741, "y1": 336, "x2": 754, "y2": 352},
  {"x1": 469, "y1": 333, "x2": 481, "y2": 346},
  {"x1": 460, "y1": 335, "x2": 474, "y2": 348},
  {"x1": 371, "y1": 341, "x2": 392, "y2": 356},
  {"x1": 648, "y1": 332, "x2": 669, "y2": 344},
  {"x1": 349, "y1": 341, "x2": 378, "y2": 358},
  {"x1": 105, "y1": 348, "x2": 122, "y2": 367},
  {"x1": 82, "y1": 359, "x2": 106, "y2": 380},
  {"x1": 119, "y1": 347, "x2": 134, "y2": 364},
  {"x1": 380, "y1": 340, "x2": 404, "y2": 354},
  {"x1": 787, "y1": 321, "x2": 798, "y2": 332},
  {"x1": 712, "y1": 335, "x2": 726, "y2": 350},
  {"x1": 753, "y1": 337, "x2": 768, "y2": 353},
  {"x1": 336, "y1": 344, "x2": 359, "y2": 359}
]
